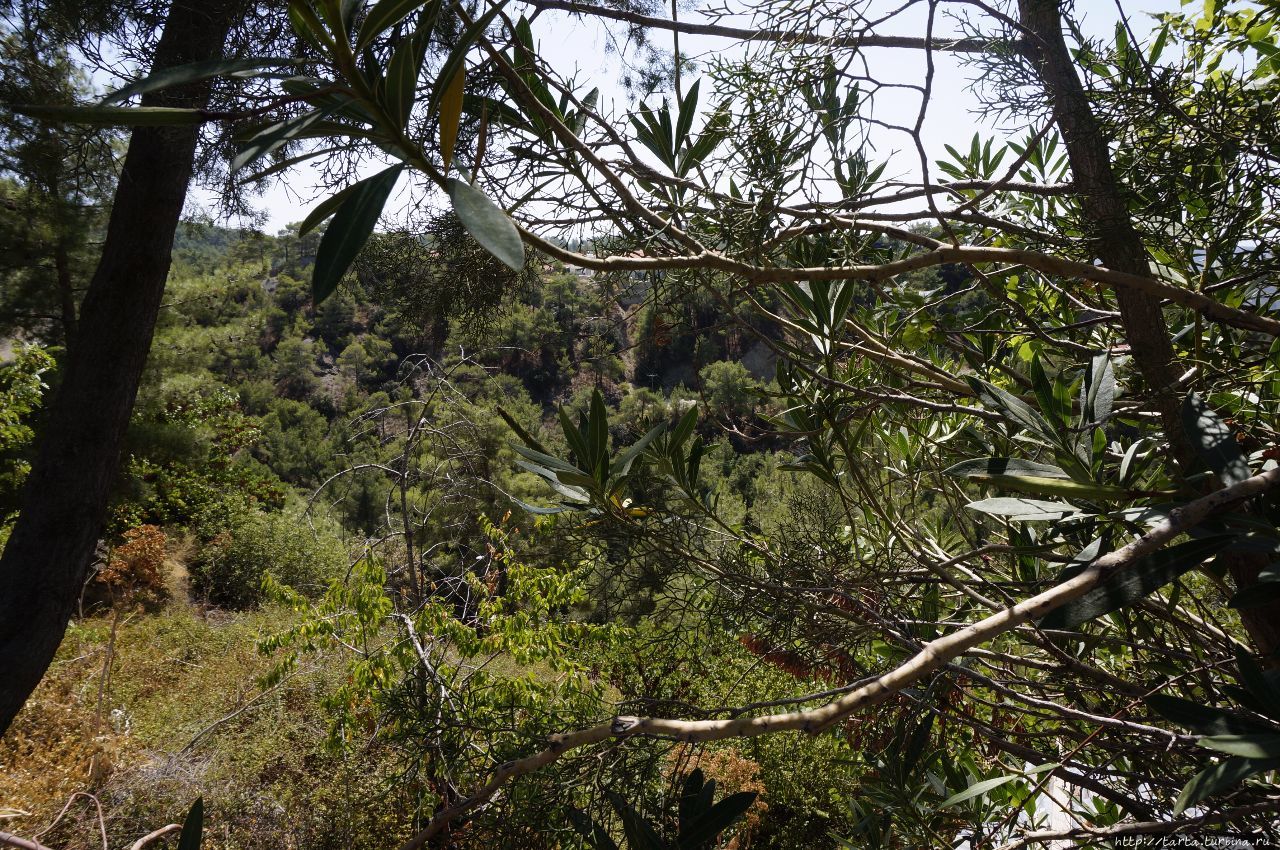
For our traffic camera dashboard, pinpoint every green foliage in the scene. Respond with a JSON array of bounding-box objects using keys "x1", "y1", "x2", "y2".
[
  {"x1": 0, "y1": 344, "x2": 53, "y2": 528},
  {"x1": 176, "y1": 797, "x2": 203, "y2": 850},
  {"x1": 258, "y1": 515, "x2": 624, "y2": 826},
  {"x1": 698, "y1": 360, "x2": 758, "y2": 423},
  {"x1": 192, "y1": 505, "x2": 347, "y2": 608},
  {"x1": 113, "y1": 382, "x2": 284, "y2": 536},
  {"x1": 16, "y1": 1, "x2": 1280, "y2": 846},
  {"x1": 573, "y1": 768, "x2": 757, "y2": 850}
]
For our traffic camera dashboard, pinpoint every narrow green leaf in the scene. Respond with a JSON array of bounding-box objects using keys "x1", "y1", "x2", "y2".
[
  {"x1": 554, "y1": 467, "x2": 598, "y2": 491},
  {"x1": 289, "y1": 0, "x2": 333, "y2": 51},
  {"x1": 177, "y1": 797, "x2": 204, "y2": 850},
  {"x1": 1174, "y1": 756, "x2": 1280, "y2": 815},
  {"x1": 1039, "y1": 535, "x2": 1233, "y2": 630},
  {"x1": 1199, "y1": 733, "x2": 1280, "y2": 759},
  {"x1": 670, "y1": 406, "x2": 698, "y2": 448},
  {"x1": 966, "y1": 497, "x2": 1080, "y2": 521},
  {"x1": 939, "y1": 774, "x2": 1019, "y2": 809},
  {"x1": 439, "y1": 64, "x2": 465, "y2": 172},
  {"x1": 588, "y1": 389, "x2": 609, "y2": 474},
  {"x1": 240, "y1": 145, "x2": 341, "y2": 186},
  {"x1": 339, "y1": 0, "x2": 363, "y2": 32},
  {"x1": 299, "y1": 162, "x2": 402, "y2": 236},
  {"x1": 1183, "y1": 393, "x2": 1250, "y2": 486},
  {"x1": 356, "y1": 0, "x2": 434, "y2": 51},
  {"x1": 674, "y1": 78, "x2": 700, "y2": 149},
  {"x1": 1081, "y1": 353, "x2": 1116, "y2": 427},
  {"x1": 496, "y1": 406, "x2": 551, "y2": 454},
  {"x1": 559, "y1": 407, "x2": 592, "y2": 469},
  {"x1": 1146, "y1": 694, "x2": 1277, "y2": 736},
  {"x1": 446, "y1": 177, "x2": 524, "y2": 271},
  {"x1": 1030, "y1": 356, "x2": 1065, "y2": 431},
  {"x1": 383, "y1": 13, "x2": 434, "y2": 128},
  {"x1": 967, "y1": 378, "x2": 1057, "y2": 443},
  {"x1": 678, "y1": 791, "x2": 757, "y2": 849},
  {"x1": 513, "y1": 461, "x2": 590, "y2": 501},
  {"x1": 465, "y1": 93, "x2": 528, "y2": 131},
  {"x1": 14, "y1": 104, "x2": 205, "y2": 125},
  {"x1": 510, "y1": 443, "x2": 582, "y2": 475},
  {"x1": 102, "y1": 58, "x2": 298, "y2": 105},
  {"x1": 232, "y1": 107, "x2": 334, "y2": 173},
  {"x1": 311, "y1": 163, "x2": 404, "y2": 303},
  {"x1": 945, "y1": 458, "x2": 1070, "y2": 479}
]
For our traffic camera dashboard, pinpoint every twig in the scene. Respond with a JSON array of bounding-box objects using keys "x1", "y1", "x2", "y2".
[
  {"x1": 525, "y1": 0, "x2": 1005, "y2": 52},
  {"x1": 128, "y1": 824, "x2": 181, "y2": 850},
  {"x1": 397, "y1": 465, "x2": 1280, "y2": 848},
  {"x1": 180, "y1": 666, "x2": 306, "y2": 753},
  {"x1": 31, "y1": 793, "x2": 106, "y2": 850},
  {"x1": 0, "y1": 832, "x2": 55, "y2": 850}
]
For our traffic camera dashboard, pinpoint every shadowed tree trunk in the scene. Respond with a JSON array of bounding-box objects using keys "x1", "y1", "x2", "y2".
[
  {"x1": 1018, "y1": 0, "x2": 1280, "y2": 660},
  {"x1": 0, "y1": 0, "x2": 243, "y2": 735}
]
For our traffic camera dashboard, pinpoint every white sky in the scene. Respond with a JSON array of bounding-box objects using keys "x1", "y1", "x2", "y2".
[{"x1": 184, "y1": 0, "x2": 1180, "y2": 233}]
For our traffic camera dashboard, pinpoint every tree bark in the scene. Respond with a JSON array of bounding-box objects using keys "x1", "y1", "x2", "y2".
[
  {"x1": 0, "y1": 0, "x2": 242, "y2": 735},
  {"x1": 1018, "y1": 0, "x2": 1280, "y2": 660}
]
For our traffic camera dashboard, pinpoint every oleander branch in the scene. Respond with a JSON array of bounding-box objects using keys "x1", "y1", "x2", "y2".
[
  {"x1": 512, "y1": 232, "x2": 1280, "y2": 337},
  {"x1": 398, "y1": 465, "x2": 1280, "y2": 848},
  {"x1": 524, "y1": 0, "x2": 1007, "y2": 53}
]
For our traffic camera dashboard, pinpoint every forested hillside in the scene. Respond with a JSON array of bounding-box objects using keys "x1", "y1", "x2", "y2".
[
  {"x1": 3, "y1": 0, "x2": 1280, "y2": 848},
  {"x1": 0, "y1": 218, "x2": 859, "y2": 846}
]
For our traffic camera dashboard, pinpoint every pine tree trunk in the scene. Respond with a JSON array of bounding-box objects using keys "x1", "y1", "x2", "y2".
[
  {"x1": 0, "y1": 0, "x2": 242, "y2": 735},
  {"x1": 1018, "y1": 0, "x2": 1280, "y2": 660}
]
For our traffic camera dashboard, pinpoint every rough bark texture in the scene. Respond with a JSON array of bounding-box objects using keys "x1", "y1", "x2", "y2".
[
  {"x1": 1018, "y1": 0, "x2": 1280, "y2": 660},
  {"x1": 0, "y1": 0, "x2": 242, "y2": 736}
]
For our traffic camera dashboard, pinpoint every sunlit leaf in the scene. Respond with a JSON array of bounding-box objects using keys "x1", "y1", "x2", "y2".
[
  {"x1": 966, "y1": 497, "x2": 1081, "y2": 521},
  {"x1": 939, "y1": 774, "x2": 1019, "y2": 809},
  {"x1": 439, "y1": 64, "x2": 465, "y2": 172},
  {"x1": 446, "y1": 177, "x2": 524, "y2": 271}
]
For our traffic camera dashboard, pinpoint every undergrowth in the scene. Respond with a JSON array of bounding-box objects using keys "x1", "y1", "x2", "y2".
[{"x1": 0, "y1": 604, "x2": 409, "y2": 849}]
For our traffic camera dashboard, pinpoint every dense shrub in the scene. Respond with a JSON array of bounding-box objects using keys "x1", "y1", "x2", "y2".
[{"x1": 192, "y1": 508, "x2": 347, "y2": 608}]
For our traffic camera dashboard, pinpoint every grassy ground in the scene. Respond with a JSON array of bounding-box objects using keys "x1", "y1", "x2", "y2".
[{"x1": 0, "y1": 604, "x2": 410, "y2": 850}]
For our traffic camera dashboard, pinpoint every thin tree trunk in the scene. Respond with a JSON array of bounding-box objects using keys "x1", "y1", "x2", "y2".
[
  {"x1": 1018, "y1": 0, "x2": 1280, "y2": 659},
  {"x1": 0, "y1": 0, "x2": 242, "y2": 735},
  {"x1": 53, "y1": 236, "x2": 76, "y2": 352}
]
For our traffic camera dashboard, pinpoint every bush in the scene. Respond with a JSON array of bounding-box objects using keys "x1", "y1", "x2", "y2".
[
  {"x1": 193, "y1": 508, "x2": 347, "y2": 608},
  {"x1": 91, "y1": 524, "x2": 170, "y2": 609},
  {"x1": 699, "y1": 360, "x2": 758, "y2": 422}
]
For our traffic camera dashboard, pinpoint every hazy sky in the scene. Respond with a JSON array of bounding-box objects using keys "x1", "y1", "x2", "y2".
[{"x1": 188, "y1": 0, "x2": 1180, "y2": 233}]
